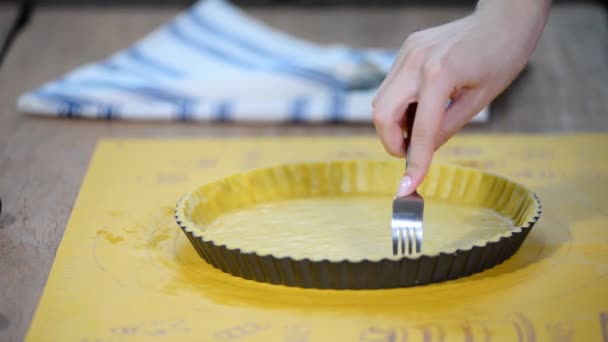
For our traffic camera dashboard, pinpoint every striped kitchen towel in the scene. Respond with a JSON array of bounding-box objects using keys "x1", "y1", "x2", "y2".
[{"x1": 17, "y1": 0, "x2": 488, "y2": 123}]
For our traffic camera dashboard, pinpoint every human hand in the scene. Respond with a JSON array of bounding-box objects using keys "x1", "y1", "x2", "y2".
[{"x1": 372, "y1": 0, "x2": 551, "y2": 197}]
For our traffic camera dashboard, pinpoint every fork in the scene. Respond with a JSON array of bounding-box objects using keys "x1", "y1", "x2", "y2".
[{"x1": 392, "y1": 104, "x2": 424, "y2": 256}]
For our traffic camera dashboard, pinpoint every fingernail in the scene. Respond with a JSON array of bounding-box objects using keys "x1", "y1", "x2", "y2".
[{"x1": 396, "y1": 175, "x2": 412, "y2": 197}]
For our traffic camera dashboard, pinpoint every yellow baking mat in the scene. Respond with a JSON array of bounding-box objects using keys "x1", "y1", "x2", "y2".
[{"x1": 26, "y1": 134, "x2": 608, "y2": 342}]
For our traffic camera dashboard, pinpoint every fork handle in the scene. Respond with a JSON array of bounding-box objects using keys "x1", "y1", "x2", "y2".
[{"x1": 404, "y1": 103, "x2": 417, "y2": 170}]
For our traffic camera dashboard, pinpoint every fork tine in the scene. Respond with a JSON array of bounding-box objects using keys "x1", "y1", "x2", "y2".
[
  {"x1": 415, "y1": 227, "x2": 422, "y2": 253},
  {"x1": 409, "y1": 228, "x2": 414, "y2": 255},
  {"x1": 399, "y1": 228, "x2": 403, "y2": 255},
  {"x1": 392, "y1": 228, "x2": 399, "y2": 255},
  {"x1": 400, "y1": 227, "x2": 406, "y2": 255},
  {"x1": 401, "y1": 228, "x2": 406, "y2": 255},
  {"x1": 408, "y1": 227, "x2": 414, "y2": 255},
  {"x1": 395, "y1": 226, "x2": 423, "y2": 255}
]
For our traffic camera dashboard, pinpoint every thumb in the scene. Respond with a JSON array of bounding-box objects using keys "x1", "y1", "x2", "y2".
[{"x1": 435, "y1": 89, "x2": 486, "y2": 149}]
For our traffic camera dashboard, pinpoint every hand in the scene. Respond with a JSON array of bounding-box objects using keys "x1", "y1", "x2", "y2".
[{"x1": 372, "y1": 0, "x2": 551, "y2": 197}]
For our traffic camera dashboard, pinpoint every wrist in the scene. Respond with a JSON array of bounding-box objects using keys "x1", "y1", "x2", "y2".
[{"x1": 474, "y1": 0, "x2": 551, "y2": 57}]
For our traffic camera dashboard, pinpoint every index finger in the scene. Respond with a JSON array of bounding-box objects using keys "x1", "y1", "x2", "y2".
[{"x1": 402, "y1": 74, "x2": 452, "y2": 195}]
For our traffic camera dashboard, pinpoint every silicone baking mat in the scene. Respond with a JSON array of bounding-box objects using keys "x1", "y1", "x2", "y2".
[{"x1": 26, "y1": 134, "x2": 608, "y2": 342}]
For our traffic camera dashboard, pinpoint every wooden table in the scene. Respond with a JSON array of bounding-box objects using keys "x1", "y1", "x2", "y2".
[{"x1": 0, "y1": 3, "x2": 606, "y2": 341}]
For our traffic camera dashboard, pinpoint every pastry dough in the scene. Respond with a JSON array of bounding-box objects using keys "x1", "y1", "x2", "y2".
[{"x1": 205, "y1": 196, "x2": 515, "y2": 260}]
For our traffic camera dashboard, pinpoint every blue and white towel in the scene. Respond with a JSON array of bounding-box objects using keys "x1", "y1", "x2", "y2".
[{"x1": 17, "y1": 0, "x2": 488, "y2": 123}]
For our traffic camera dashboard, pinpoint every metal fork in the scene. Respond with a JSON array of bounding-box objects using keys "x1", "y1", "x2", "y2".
[{"x1": 392, "y1": 104, "x2": 424, "y2": 256}]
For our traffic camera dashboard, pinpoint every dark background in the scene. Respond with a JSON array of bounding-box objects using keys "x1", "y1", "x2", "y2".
[{"x1": 0, "y1": 0, "x2": 605, "y2": 6}]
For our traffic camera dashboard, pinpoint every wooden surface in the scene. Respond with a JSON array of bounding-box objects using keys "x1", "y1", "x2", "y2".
[{"x1": 0, "y1": 4, "x2": 606, "y2": 341}]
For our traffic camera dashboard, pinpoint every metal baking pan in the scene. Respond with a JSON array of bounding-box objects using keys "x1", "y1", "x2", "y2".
[{"x1": 175, "y1": 160, "x2": 542, "y2": 289}]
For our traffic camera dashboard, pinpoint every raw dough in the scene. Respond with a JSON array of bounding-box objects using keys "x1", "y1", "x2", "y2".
[{"x1": 201, "y1": 196, "x2": 515, "y2": 260}]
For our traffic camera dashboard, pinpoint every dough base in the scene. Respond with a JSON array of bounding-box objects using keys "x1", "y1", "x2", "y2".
[{"x1": 204, "y1": 196, "x2": 515, "y2": 260}]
